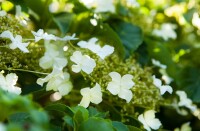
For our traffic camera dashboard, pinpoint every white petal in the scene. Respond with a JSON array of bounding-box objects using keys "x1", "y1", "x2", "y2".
[
  {"x1": 152, "y1": 75, "x2": 162, "y2": 87},
  {"x1": 81, "y1": 56, "x2": 96, "y2": 74},
  {"x1": 39, "y1": 56, "x2": 53, "y2": 69},
  {"x1": 0, "y1": 30, "x2": 14, "y2": 40},
  {"x1": 96, "y1": 45, "x2": 114, "y2": 59},
  {"x1": 77, "y1": 41, "x2": 88, "y2": 48},
  {"x1": 109, "y1": 72, "x2": 121, "y2": 83},
  {"x1": 144, "y1": 110, "x2": 162, "y2": 130},
  {"x1": 0, "y1": 10, "x2": 7, "y2": 17},
  {"x1": 121, "y1": 74, "x2": 135, "y2": 89},
  {"x1": 46, "y1": 77, "x2": 63, "y2": 91},
  {"x1": 160, "y1": 85, "x2": 173, "y2": 95},
  {"x1": 0, "y1": 74, "x2": 6, "y2": 90},
  {"x1": 72, "y1": 65, "x2": 81, "y2": 73},
  {"x1": 70, "y1": 51, "x2": 83, "y2": 64},
  {"x1": 138, "y1": 114, "x2": 151, "y2": 131},
  {"x1": 80, "y1": 87, "x2": 91, "y2": 96},
  {"x1": 79, "y1": 95, "x2": 91, "y2": 108},
  {"x1": 6, "y1": 73, "x2": 18, "y2": 87},
  {"x1": 90, "y1": 83, "x2": 102, "y2": 104},
  {"x1": 118, "y1": 88, "x2": 133, "y2": 103},
  {"x1": 57, "y1": 81, "x2": 73, "y2": 96},
  {"x1": 107, "y1": 82, "x2": 120, "y2": 95},
  {"x1": 54, "y1": 57, "x2": 68, "y2": 70}
]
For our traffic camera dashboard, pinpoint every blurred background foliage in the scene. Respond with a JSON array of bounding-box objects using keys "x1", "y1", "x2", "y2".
[{"x1": 1, "y1": 0, "x2": 200, "y2": 130}]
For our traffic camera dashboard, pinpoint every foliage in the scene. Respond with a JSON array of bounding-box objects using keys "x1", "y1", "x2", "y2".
[{"x1": 1, "y1": 0, "x2": 200, "y2": 130}]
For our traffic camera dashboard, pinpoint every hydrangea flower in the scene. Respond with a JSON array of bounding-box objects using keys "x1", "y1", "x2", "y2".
[
  {"x1": 70, "y1": 51, "x2": 96, "y2": 74},
  {"x1": 39, "y1": 42, "x2": 67, "y2": 70},
  {"x1": 0, "y1": 30, "x2": 29, "y2": 53},
  {"x1": 152, "y1": 23, "x2": 177, "y2": 41},
  {"x1": 176, "y1": 90, "x2": 197, "y2": 112},
  {"x1": 79, "y1": 83, "x2": 102, "y2": 108},
  {"x1": 107, "y1": 72, "x2": 134, "y2": 103},
  {"x1": 0, "y1": 73, "x2": 21, "y2": 95},
  {"x1": 31, "y1": 29, "x2": 57, "y2": 42},
  {"x1": 138, "y1": 110, "x2": 162, "y2": 131},
  {"x1": 152, "y1": 75, "x2": 173, "y2": 95},
  {"x1": 79, "y1": 0, "x2": 115, "y2": 13},
  {"x1": 77, "y1": 37, "x2": 114, "y2": 59},
  {"x1": 37, "y1": 68, "x2": 73, "y2": 96}
]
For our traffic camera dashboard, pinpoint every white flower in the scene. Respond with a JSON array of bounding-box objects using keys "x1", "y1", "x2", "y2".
[
  {"x1": 138, "y1": 110, "x2": 162, "y2": 131},
  {"x1": 152, "y1": 75, "x2": 173, "y2": 95},
  {"x1": 174, "y1": 122, "x2": 192, "y2": 131},
  {"x1": 176, "y1": 90, "x2": 197, "y2": 112},
  {"x1": 31, "y1": 29, "x2": 57, "y2": 42},
  {"x1": 0, "y1": 30, "x2": 29, "y2": 53},
  {"x1": 15, "y1": 5, "x2": 29, "y2": 26},
  {"x1": 151, "y1": 59, "x2": 167, "y2": 69},
  {"x1": 37, "y1": 68, "x2": 73, "y2": 96},
  {"x1": 79, "y1": 83, "x2": 102, "y2": 108},
  {"x1": 126, "y1": 0, "x2": 140, "y2": 7},
  {"x1": 0, "y1": 123, "x2": 6, "y2": 131},
  {"x1": 0, "y1": 73, "x2": 21, "y2": 95},
  {"x1": 153, "y1": 23, "x2": 177, "y2": 41},
  {"x1": 0, "y1": 8, "x2": 7, "y2": 17},
  {"x1": 57, "y1": 33, "x2": 78, "y2": 41},
  {"x1": 192, "y1": 13, "x2": 200, "y2": 30},
  {"x1": 70, "y1": 51, "x2": 96, "y2": 74},
  {"x1": 49, "y1": 1, "x2": 60, "y2": 13},
  {"x1": 79, "y1": 0, "x2": 115, "y2": 13},
  {"x1": 77, "y1": 37, "x2": 114, "y2": 59},
  {"x1": 107, "y1": 72, "x2": 134, "y2": 103},
  {"x1": 39, "y1": 42, "x2": 67, "y2": 70}
]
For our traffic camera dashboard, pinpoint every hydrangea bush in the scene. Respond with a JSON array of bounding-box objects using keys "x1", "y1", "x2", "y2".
[{"x1": 0, "y1": 0, "x2": 200, "y2": 130}]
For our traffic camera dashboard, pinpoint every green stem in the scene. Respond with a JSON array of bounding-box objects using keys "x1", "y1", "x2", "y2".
[{"x1": 0, "y1": 68, "x2": 49, "y2": 75}]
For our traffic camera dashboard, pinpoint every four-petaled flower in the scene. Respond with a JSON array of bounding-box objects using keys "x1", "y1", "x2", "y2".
[
  {"x1": 31, "y1": 29, "x2": 57, "y2": 42},
  {"x1": 77, "y1": 37, "x2": 114, "y2": 59},
  {"x1": 107, "y1": 72, "x2": 134, "y2": 103},
  {"x1": 152, "y1": 75, "x2": 173, "y2": 95},
  {"x1": 0, "y1": 30, "x2": 29, "y2": 53},
  {"x1": 39, "y1": 42, "x2": 67, "y2": 70},
  {"x1": 79, "y1": 83, "x2": 102, "y2": 108},
  {"x1": 0, "y1": 73, "x2": 21, "y2": 95},
  {"x1": 70, "y1": 51, "x2": 96, "y2": 74},
  {"x1": 176, "y1": 90, "x2": 197, "y2": 112},
  {"x1": 138, "y1": 110, "x2": 162, "y2": 131},
  {"x1": 152, "y1": 23, "x2": 177, "y2": 41},
  {"x1": 37, "y1": 68, "x2": 73, "y2": 96}
]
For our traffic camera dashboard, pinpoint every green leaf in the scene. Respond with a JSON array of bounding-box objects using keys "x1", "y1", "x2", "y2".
[
  {"x1": 88, "y1": 107, "x2": 108, "y2": 118},
  {"x1": 127, "y1": 125, "x2": 143, "y2": 131},
  {"x1": 72, "y1": 106, "x2": 89, "y2": 125},
  {"x1": 78, "y1": 117, "x2": 115, "y2": 131},
  {"x1": 45, "y1": 103, "x2": 74, "y2": 117},
  {"x1": 53, "y1": 13, "x2": 75, "y2": 35},
  {"x1": 63, "y1": 115, "x2": 74, "y2": 127},
  {"x1": 110, "y1": 20, "x2": 143, "y2": 57},
  {"x1": 145, "y1": 38, "x2": 177, "y2": 78},
  {"x1": 112, "y1": 121, "x2": 129, "y2": 131},
  {"x1": 178, "y1": 67, "x2": 200, "y2": 103},
  {"x1": 8, "y1": 112, "x2": 30, "y2": 123},
  {"x1": 30, "y1": 110, "x2": 49, "y2": 124}
]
